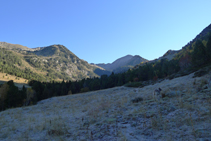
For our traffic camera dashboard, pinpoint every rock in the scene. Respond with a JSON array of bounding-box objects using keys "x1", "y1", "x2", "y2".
[
  {"x1": 202, "y1": 88, "x2": 211, "y2": 93},
  {"x1": 161, "y1": 93, "x2": 166, "y2": 98},
  {"x1": 129, "y1": 133, "x2": 134, "y2": 136},
  {"x1": 195, "y1": 129, "x2": 211, "y2": 138},
  {"x1": 202, "y1": 85, "x2": 208, "y2": 90},
  {"x1": 117, "y1": 115, "x2": 122, "y2": 118},
  {"x1": 198, "y1": 138, "x2": 210, "y2": 141},
  {"x1": 121, "y1": 121, "x2": 128, "y2": 124},
  {"x1": 98, "y1": 134, "x2": 103, "y2": 139},
  {"x1": 131, "y1": 122, "x2": 138, "y2": 127},
  {"x1": 107, "y1": 118, "x2": 116, "y2": 123},
  {"x1": 146, "y1": 111, "x2": 155, "y2": 118},
  {"x1": 83, "y1": 121, "x2": 89, "y2": 127},
  {"x1": 131, "y1": 97, "x2": 143, "y2": 103},
  {"x1": 193, "y1": 69, "x2": 209, "y2": 78},
  {"x1": 168, "y1": 106, "x2": 176, "y2": 112},
  {"x1": 165, "y1": 90, "x2": 181, "y2": 98}
]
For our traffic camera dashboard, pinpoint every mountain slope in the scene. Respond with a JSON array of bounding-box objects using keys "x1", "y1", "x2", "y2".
[
  {"x1": 134, "y1": 23, "x2": 211, "y2": 70},
  {"x1": 0, "y1": 42, "x2": 30, "y2": 50},
  {"x1": 0, "y1": 43, "x2": 106, "y2": 81},
  {"x1": 1, "y1": 72, "x2": 211, "y2": 140},
  {"x1": 96, "y1": 55, "x2": 148, "y2": 73}
]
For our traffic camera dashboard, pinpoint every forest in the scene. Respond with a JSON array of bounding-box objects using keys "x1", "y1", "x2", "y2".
[{"x1": 0, "y1": 33, "x2": 211, "y2": 112}]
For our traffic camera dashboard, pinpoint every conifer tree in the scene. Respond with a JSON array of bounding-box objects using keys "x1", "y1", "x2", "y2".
[
  {"x1": 192, "y1": 40, "x2": 207, "y2": 67},
  {"x1": 206, "y1": 33, "x2": 211, "y2": 62}
]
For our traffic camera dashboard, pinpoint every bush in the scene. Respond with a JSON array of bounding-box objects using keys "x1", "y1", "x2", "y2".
[
  {"x1": 131, "y1": 97, "x2": 143, "y2": 103},
  {"x1": 124, "y1": 82, "x2": 143, "y2": 88},
  {"x1": 68, "y1": 90, "x2": 72, "y2": 95},
  {"x1": 80, "y1": 87, "x2": 90, "y2": 93},
  {"x1": 193, "y1": 69, "x2": 209, "y2": 78}
]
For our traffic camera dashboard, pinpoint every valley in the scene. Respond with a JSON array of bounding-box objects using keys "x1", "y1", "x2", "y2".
[
  {"x1": 0, "y1": 22, "x2": 211, "y2": 141},
  {"x1": 1, "y1": 1, "x2": 211, "y2": 141}
]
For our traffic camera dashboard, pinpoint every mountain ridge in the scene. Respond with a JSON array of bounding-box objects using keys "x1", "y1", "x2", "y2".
[
  {"x1": 96, "y1": 55, "x2": 148, "y2": 73},
  {"x1": 0, "y1": 42, "x2": 30, "y2": 50},
  {"x1": 0, "y1": 23, "x2": 211, "y2": 81},
  {"x1": 0, "y1": 43, "x2": 108, "y2": 81}
]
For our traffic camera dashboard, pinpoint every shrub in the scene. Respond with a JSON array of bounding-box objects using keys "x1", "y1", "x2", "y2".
[
  {"x1": 25, "y1": 88, "x2": 36, "y2": 106},
  {"x1": 131, "y1": 97, "x2": 143, "y2": 103},
  {"x1": 80, "y1": 87, "x2": 90, "y2": 93},
  {"x1": 68, "y1": 90, "x2": 72, "y2": 95},
  {"x1": 193, "y1": 69, "x2": 209, "y2": 78},
  {"x1": 125, "y1": 82, "x2": 143, "y2": 88}
]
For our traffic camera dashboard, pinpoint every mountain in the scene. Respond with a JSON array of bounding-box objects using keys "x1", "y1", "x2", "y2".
[
  {"x1": 174, "y1": 23, "x2": 211, "y2": 61},
  {"x1": 0, "y1": 43, "x2": 106, "y2": 81},
  {"x1": 148, "y1": 50, "x2": 179, "y2": 64},
  {"x1": 132, "y1": 23, "x2": 211, "y2": 72},
  {"x1": 96, "y1": 55, "x2": 148, "y2": 73},
  {"x1": 1, "y1": 23, "x2": 210, "y2": 82},
  {"x1": 0, "y1": 42, "x2": 30, "y2": 50}
]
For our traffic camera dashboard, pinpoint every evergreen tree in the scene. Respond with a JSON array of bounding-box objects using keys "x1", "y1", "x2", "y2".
[
  {"x1": 192, "y1": 40, "x2": 207, "y2": 67},
  {"x1": 42, "y1": 86, "x2": 49, "y2": 99},
  {"x1": 0, "y1": 83, "x2": 9, "y2": 110},
  {"x1": 206, "y1": 33, "x2": 211, "y2": 62},
  {"x1": 5, "y1": 81, "x2": 19, "y2": 108}
]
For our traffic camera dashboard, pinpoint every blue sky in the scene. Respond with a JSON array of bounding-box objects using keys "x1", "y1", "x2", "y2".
[{"x1": 1, "y1": 0, "x2": 211, "y2": 63}]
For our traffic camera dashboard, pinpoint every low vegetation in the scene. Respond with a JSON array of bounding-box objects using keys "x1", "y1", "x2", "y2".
[{"x1": 0, "y1": 72, "x2": 211, "y2": 140}]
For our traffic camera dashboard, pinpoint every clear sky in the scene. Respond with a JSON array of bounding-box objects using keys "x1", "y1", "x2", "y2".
[{"x1": 0, "y1": 0, "x2": 211, "y2": 63}]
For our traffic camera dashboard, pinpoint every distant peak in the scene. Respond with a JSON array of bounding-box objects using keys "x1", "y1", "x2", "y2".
[
  {"x1": 125, "y1": 54, "x2": 133, "y2": 57},
  {"x1": 133, "y1": 55, "x2": 141, "y2": 57}
]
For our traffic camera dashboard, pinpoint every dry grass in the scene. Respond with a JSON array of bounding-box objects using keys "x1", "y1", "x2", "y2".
[
  {"x1": 0, "y1": 72, "x2": 211, "y2": 140},
  {"x1": 0, "y1": 72, "x2": 28, "y2": 84}
]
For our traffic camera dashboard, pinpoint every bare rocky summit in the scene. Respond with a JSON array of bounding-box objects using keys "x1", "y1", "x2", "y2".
[{"x1": 0, "y1": 70, "x2": 211, "y2": 141}]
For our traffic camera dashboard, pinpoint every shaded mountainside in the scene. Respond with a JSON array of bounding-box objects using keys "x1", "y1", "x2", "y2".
[
  {"x1": 194, "y1": 23, "x2": 211, "y2": 42},
  {"x1": 0, "y1": 43, "x2": 107, "y2": 81},
  {"x1": 96, "y1": 55, "x2": 148, "y2": 73},
  {"x1": 134, "y1": 23, "x2": 211, "y2": 69}
]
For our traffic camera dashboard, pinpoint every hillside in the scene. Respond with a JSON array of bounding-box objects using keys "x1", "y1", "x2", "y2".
[
  {"x1": 0, "y1": 43, "x2": 107, "y2": 81},
  {"x1": 174, "y1": 23, "x2": 211, "y2": 60},
  {"x1": 0, "y1": 71, "x2": 211, "y2": 140},
  {"x1": 96, "y1": 55, "x2": 148, "y2": 73},
  {"x1": 0, "y1": 72, "x2": 28, "y2": 84},
  {"x1": 0, "y1": 42, "x2": 30, "y2": 50},
  {"x1": 132, "y1": 23, "x2": 211, "y2": 75}
]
